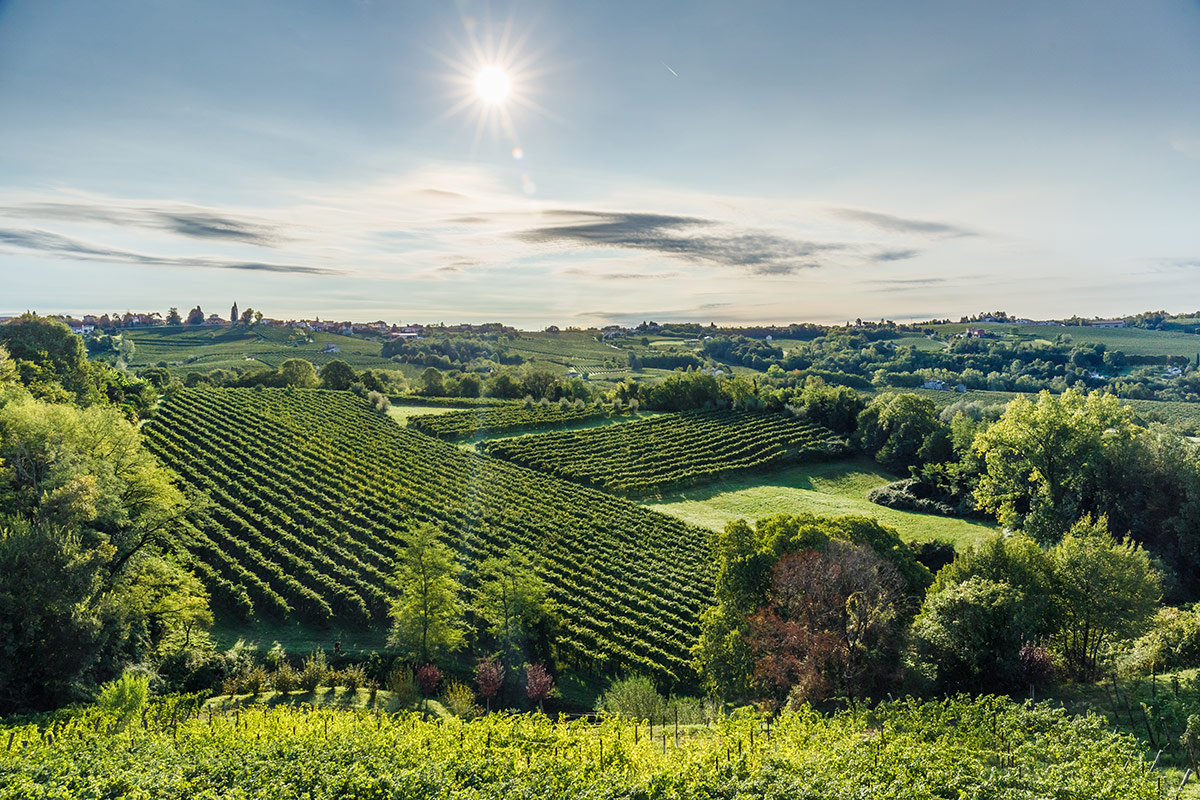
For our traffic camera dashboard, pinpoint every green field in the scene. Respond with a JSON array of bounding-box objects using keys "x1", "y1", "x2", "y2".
[
  {"x1": 104, "y1": 324, "x2": 414, "y2": 376},
  {"x1": 642, "y1": 458, "x2": 994, "y2": 549},
  {"x1": 929, "y1": 323, "x2": 1200, "y2": 357},
  {"x1": 385, "y1": 403, "x2": 463, "y2": 425}
]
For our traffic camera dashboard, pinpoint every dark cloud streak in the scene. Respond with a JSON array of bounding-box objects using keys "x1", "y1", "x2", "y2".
[
  {"x1": 832, "y1": 208, "x2": 975, "y2": 238},
  {"x1": 0, "y1": 202, "x2": 281, "y2": 246},
  {"x1": 517, "y1": 211, "x2": 842, "y2": 274},
  {"x1": 0, "y1": 227, "x2": 334, "y2": 274}
]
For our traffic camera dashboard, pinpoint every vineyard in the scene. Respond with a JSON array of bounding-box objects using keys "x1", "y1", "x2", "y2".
[
  {"x1": 407, "y1": 403, "x2": 624, "y2": 440},
  {"x1": 482, "y1": 409, "x2": 850, "y2": 496},
  {"x1": 0, "y1": 696, "x2": 1162, "y2": 798},
  {"x1": 143, "y1": 388, "x2": 713, "y2": 683}
]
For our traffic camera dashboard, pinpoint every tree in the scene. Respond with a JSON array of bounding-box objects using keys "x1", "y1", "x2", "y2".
[
  {"x1": 230, "y1": 303, "x2": 239, "y2": 326},
  {"x1": 419, "y1": 367, "x2": 444, "y2": 396},
  {"x1": 318, "y1": 360, "x2": 357, "y2": 391},
  {"x1": 973, "y1": 390, "x2": 1136, "y2": 543},
  {"x1": 185, "y1": 306, "x2": 204, "y2": 325},
  {"x1": 475, "y1": 658, "x2": 503, "y2": 711},
  {"x1": 855, "y1": 392, "x2": 943, "y2": 471},
  {"x1": 0, "y1": 314, "x2": 101, "y2": 404},
  {"x1": 166, "y1": 308, "x2": 182, "y2": 326},
  {"x1": 240, "y1": 308, "x2": 254, "y2": 326},
  {"x1": 278, "y1": 358, "x2": 319, "y2": 388},
  {"x1": 694, "y1": 513, "x2": 929, "y2": 701},
  {"x1": 524, "y1": 663, "x2": 554, "y2": 711},
  {"x1": 388, "y1": 525, "x2": 465, "y2": 663},
  {"x1": 747, "y1": 540, "x2": 905, "y2": 705},
  {"x1": 0, "y1": 394, "x2": 206, "y2": 712},
  {"x1": 473, "y1": 550, "x2": 555, "y2": 668},
  {"x1": 911, "y1": 533, "x2": 1057, "y2": 691},
  {"x1": 1050, "y1": 515, "x2": 1160, "y2": 681}
]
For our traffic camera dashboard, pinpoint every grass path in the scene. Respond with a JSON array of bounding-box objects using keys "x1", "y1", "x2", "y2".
[{"x1": 641, "y1": 457, "x2": 993, "y2": 549}]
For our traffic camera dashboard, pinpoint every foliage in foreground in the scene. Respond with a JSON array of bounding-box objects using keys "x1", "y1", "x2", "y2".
[{"x1": 0, "y1": 695, "x2": 1160, "y2": 799}]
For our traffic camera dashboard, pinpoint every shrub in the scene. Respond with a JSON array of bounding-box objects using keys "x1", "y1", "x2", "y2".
[
  {"x1": 97, "y1": 670, "x2": 149, "y2": 729},
  {"x1": 1130, "y1": 606, "x2": 1200, "y2": 673},
  {"x1": 595, "y1": 675, "x2": 666, "y2": 721},
  {"x1": 237, "y1": 666, "x2": 269, "y2": 696},
  {"x1": 272, "y1": 663, "x2": 298, "y2": 694},
  {"x1": 442, "y1": 681, "x2": 480, "y2": 719},
  {"x1": 386, "y1": 666, "x2": 419, "y2": 708},
  {"x1": 341, "y1": 664, "x2": 367, "y2": 693},
  {"x1": 298, "y1": 651, "x2": 327, "y2": 693}
]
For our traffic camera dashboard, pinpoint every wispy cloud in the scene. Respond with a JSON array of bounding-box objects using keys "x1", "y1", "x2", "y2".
[
  {"x1": 830, "y1": 208, "x2": 975, "y2": 238},
  {"x1": 0, "y1": 227, "x2": 334, "y2": 274},
  {"x1": 0, "y1": 202, "x2": 282, "y2": 246},
  {"x1": 559, "y1": 266, "x2": 682, "y2": 281},
  {"x1": 516, "y1": 210, "x2": 843, "y2": 274},
  {"x1": 1169, "y1": 133, "x2": 1200, "y2": 159},
  {"x1": 870, "y1": 248, "x2": 921, "y2": 262}
]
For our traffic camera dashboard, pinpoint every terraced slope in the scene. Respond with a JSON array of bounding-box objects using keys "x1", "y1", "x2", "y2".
[
  {"x1": 482, "y1": 409, "x2": 849, "y2": 496},
  {"x1": 144, "y1": 388, "x2": 713, "y2": 683},
  {"x1": 408, "y1": 403, "x2": 621, "y2": 440}
]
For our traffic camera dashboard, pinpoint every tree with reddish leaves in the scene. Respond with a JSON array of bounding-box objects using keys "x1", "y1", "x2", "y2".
[
  {"x1": 747, "y1": 540, "x2": 905, "y2": 707},
  {"x1": 416, "y1": 663, "x2": 441, "y2": 698},
  {"x1": 524, "y1": 663, "x2": 554, "y2": 712},
  {"x1": 475, "y1": 658, "x2": 503, "y2": 712}
]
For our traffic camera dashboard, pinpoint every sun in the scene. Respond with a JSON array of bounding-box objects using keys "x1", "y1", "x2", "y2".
[{"x1": 474, "y1": 67, "x2": 510, "y2": 105}]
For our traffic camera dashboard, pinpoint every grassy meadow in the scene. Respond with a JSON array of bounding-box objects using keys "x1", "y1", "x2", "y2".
[{"x1": 642, "y1": 457, "x2": 994, "y2": 549}]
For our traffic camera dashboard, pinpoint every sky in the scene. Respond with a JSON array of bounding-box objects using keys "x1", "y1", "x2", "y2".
[{"x1": 1, "y1": 0, "x2": 1199, "y2": 328}]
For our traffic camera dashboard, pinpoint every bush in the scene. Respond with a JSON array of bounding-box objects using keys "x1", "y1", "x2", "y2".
[
  {"x1": 237, "y1": 666, "x2": 269, "y2": 696},
  {"x1": 442, "y1": 681, "x2": 480, "y2": 719},
  {"x1": 272, "y1": 663, "x2": 298, "y2": 694},
  {"x1": 595, "y1": 675, "x2": 666, "y2": 721},
  {"x1": 341, "y1": 664, "x2": 367, "y2": 693},
  {"x1": 298, "y1": 651, "x2": 327, "y2": 693},
  {"x1": 386, "y1": 666, "x2": 420, "y2": 708},
  {"x1": 97, "y1": 670, "x2": 149, "y2": 729},
  {"x1": 1130, "y1": 606, "x2": 1200, "y2": 673},
  {"x1": 594, "y1": 674, "x2": 709, "y2": 724}
]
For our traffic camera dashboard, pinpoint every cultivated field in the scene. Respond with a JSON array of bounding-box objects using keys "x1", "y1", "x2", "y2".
[
  {"x1": 483, "y1": 409, "x2": 848, "y2": 497},
  {"x1": 143, "y1": 388, "x2": 713, "y2": 683}
]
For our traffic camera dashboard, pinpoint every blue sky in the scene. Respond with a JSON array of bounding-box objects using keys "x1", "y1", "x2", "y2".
[{"x1": 1, "y1": 0, "x2": 1199, "y2": 327}]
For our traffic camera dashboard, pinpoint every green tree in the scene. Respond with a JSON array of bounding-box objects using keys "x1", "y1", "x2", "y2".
[
  {"x1": 0, "y1": 314, "x2": 101, "y2": 404},
  {"x1": 318, "y1": 360, "x2": 357, "y2": 390},
  {"x1": 0, "y1": 393, "x2": 207, "y2": 712},
  {"x1": 419, "y1": 367, "x2": 445, "y2": 396},
  {"x1": 388, "y1": 525, "x2": 465, "y2": 663},
  {"x1": 910, "y1": 533, "x2": 1057, "y2": 691},
  {"x1": 474, "y1": 550, "x2": 555, "y2": 668},
  {"x1": 278, "y1": 358, "x2": 319, "y2": 388},
  {"x1": 973, "y1": 390, "x2": 1137, "y2": 543},
  {"x1": 1050, "y1": 515, "x2": 1160, "y2": 681},
  {"x1": 166, "y1": 307, "x2": 182, "y2": 326},
  {"x1": 185, "y1": 306, "x2": 204, "y2": 325},
  {"x1": 855, "y1": 392, "x2": 943, "y2": 471}
]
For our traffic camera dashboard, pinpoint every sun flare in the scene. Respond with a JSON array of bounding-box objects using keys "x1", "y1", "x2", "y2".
[{"x1": 474, "y1": 67, "x2": 511, "y2": 105}]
